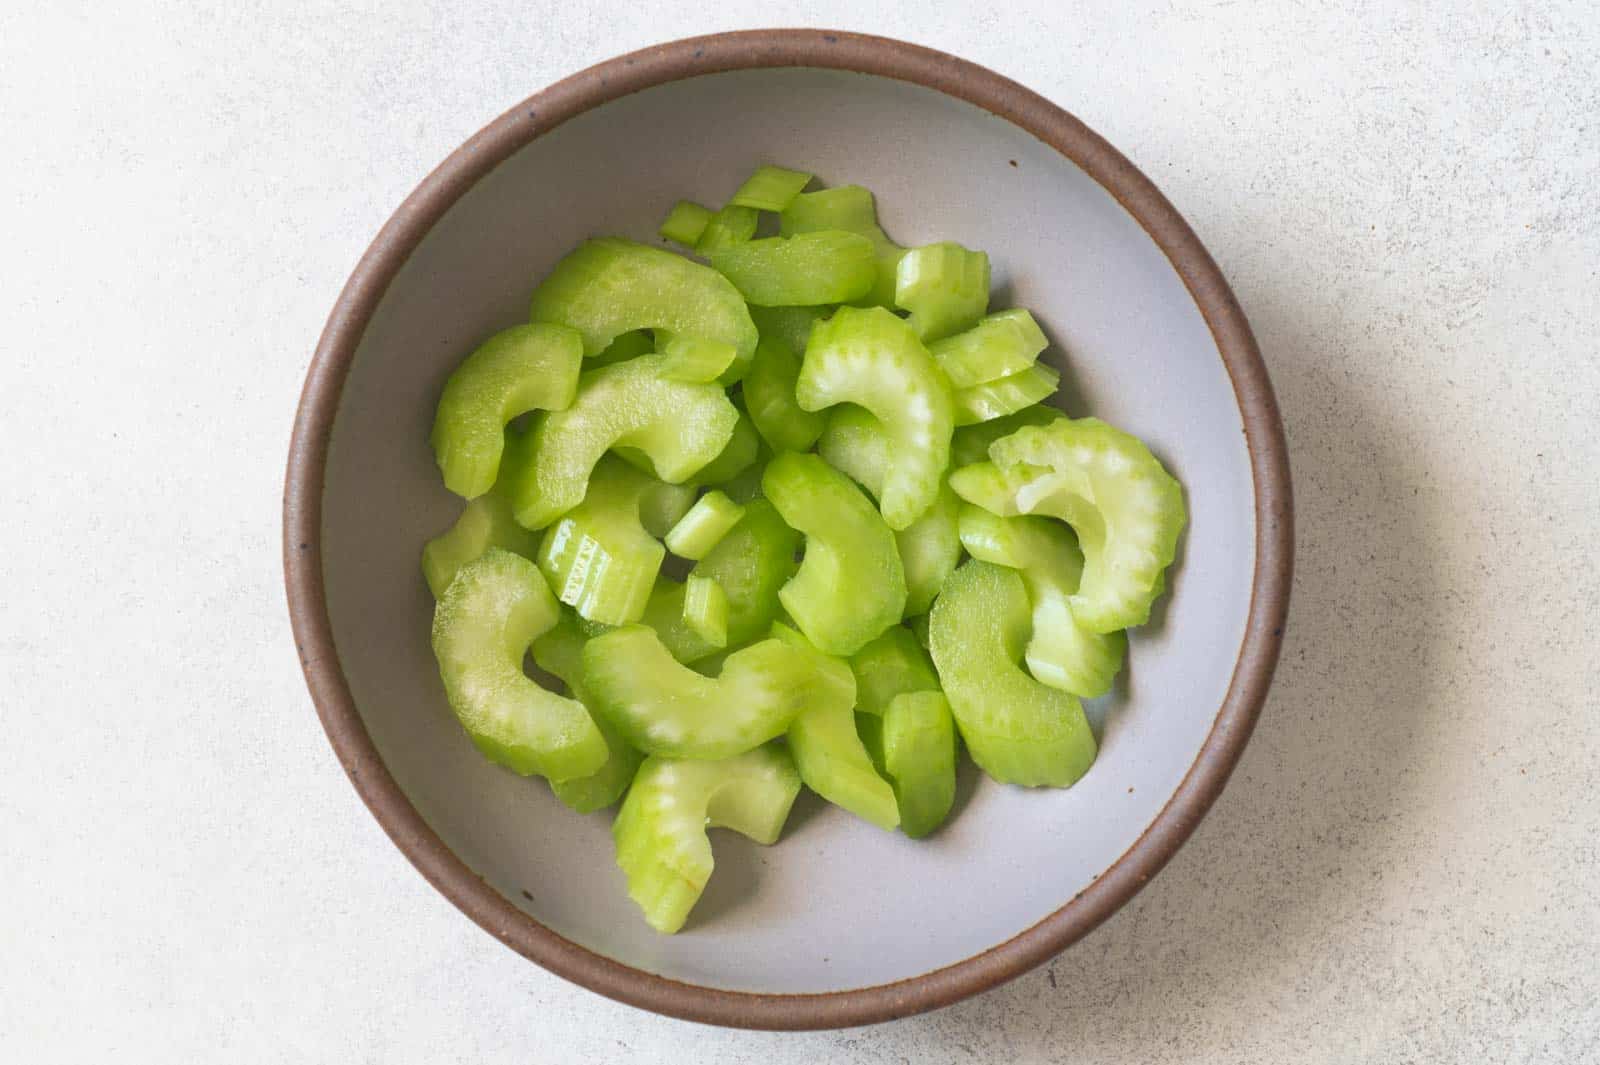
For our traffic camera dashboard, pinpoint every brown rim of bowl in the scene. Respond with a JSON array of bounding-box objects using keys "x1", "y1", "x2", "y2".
[{"x1": 284, "y1": 28, "x2": 1293, "y2": 1031}]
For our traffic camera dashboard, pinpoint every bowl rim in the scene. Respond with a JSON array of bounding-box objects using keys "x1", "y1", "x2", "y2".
[{"x1": 284, "y1": 28, "x2": 1293, "y2": 1030}]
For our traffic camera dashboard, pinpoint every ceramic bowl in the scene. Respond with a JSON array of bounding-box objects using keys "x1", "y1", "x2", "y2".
[{"x1": 285, "y1": 29, "x2": 1292, "y2": 1029}]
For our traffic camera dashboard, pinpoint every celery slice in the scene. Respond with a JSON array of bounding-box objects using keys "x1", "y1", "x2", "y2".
[
  {"x1": 422, "y1": 490, "x2": 541, "y2": 599},
  {"x1": 695, "y1": 204, "x2": 759, "y2": 252},
  {"x1": 928, "y1": 308, "x2": 1049, "y2": 389},
  {"x1": 848, "y1": 626, "x2": 940, "y2": 716},
  {"x1": 682, "y1": 575, "x2": 729, "y2": 648},
  {"x1": 780, "y1": 185, "x2": 905, "y2": 307},
  {"x1": 743, "y1": 334, "x2": 827, "y2": 452},
  {"x1": 658, "y1": 335, "x2": 738, "y2": 383},
  {"x1": 748, "y1": 305, "x2": 827, "y2": 356},
  {"x1": 952, "y1": 363, "x2": 1061, "y2": 426},
  {"x1": 949, "y1": 404, "x2": 1063, "y2": 467},
  {"x1": 530, "y1": 614, "x2": 644, "y2": 813},
  {"x1": 708, "y1": 231, "x2": 877, "y2": 306},
  {"x1": 895, "y1": 242, "x2": 991, "y2": 342},
  {"x1": 728, "y1": 165, "x2": 813, "y2": 212},
  {"x1": 664, "y1": 491, "x2": 745, "y2": 560},
  {"x1": 881, "y1": 691, "x2": 958, "y2": 837},
  {"x1": 658, "y1": 199, "x2": 712, "y2": 246}
]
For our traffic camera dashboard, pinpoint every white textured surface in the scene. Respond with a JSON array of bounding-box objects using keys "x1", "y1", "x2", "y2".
[{"x1": 2, "y1": 1, "x2": 1596, "y2": 1061}]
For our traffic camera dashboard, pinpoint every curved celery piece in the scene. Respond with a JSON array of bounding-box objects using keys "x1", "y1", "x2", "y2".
[
  {"x1": 612, "y1": 745, "x2": 801, "y2": 933},
  {"x1": 974, "y1": 418, "x2": 1186, "y2": 632},
  {"x1": 664, "y1": 491, "x2": 745, "y2": 560},
  {"x1": 430, "y1": 324, "x2": 584, "y2": 499},
  {"x1": 749, "y1": 305, "x2": 827, "y2": 357},
  {"x1": 772, "y1": 623, "x2": 899, "y2": 831},
  {"x1": 536, "y1": 455, "x2": 694, "y2": 625},
  {"x1": 530, "y1": 614, "x2": 643, "y2": 813},
  {"x1": 528, "y1": 238, "x2": 758, "y2": 365},
  {"x1": 780, "y1": 185, "x2": 904, "y2": 307},
  {"x1": 589, "y1": 329, "x2": 655, "y2": 369},
  {"x1": 707, "y1": 231, "x2": 878, "y2": 307},
  {"x1": 616, "y1": 411, "x2": 759, "y2": 488},
  {"x1": 952, "y1": 363, "x2": 1061, "y2": 426},
  {"x1": 682, "y1": 575, "x2": 728, "y2": 648},
  {"x1": 743, "y1": 335, "x2": 827, "y2": 453},
  {"x1": 422, "y1": 491, "x2": 540, "y2": 599},
  {"x1": 658, "y1": 335, "x2": 737, "y2": 383},
  {"x1": 849, "y1": 626, "x2": 939, "y2": 716},
  {"x1": 763, "y1": 452, "x2": 905, "y2": 655},
  {"x1": 881, "y1": 690, "x2": 958, "y2": 837},
  {"x1": 430, "y1": 550, "x2": 607, "y2": 781},
  {"x1": 949, "y1": 404, "x2": 1063, "y2": 467},
  {"x1": 816, "y1": 404, "x2": 891, "y2": 496},
  {"x1": 729, "y1": 165, "x2": 813, "y2": 212},
  {"x1": 895, "y1": 242, "x2": 991, "y2": 342},
  {"x1": 797, "y1": 306, "x2": 954, "y2": 529},
  {"x1": 928, "y1": 560, "x2": 1096, "y2": 787},
  {"x1": 580, "y1": 625, "x2": 828, "y2": 758},
  {"x1": 695, "y1": 204, "x2": 759, "y2": 252},
  {"x1": 928, "y1": 308, "x2": 1049, "y2": 389},
  {"x1": 957, "y1": 505, "x2": 1126, "y2": 698},
  {"x1": 507, "y1": 353, "x2": 738, "y2": 529},
  {"x1": 658, "y1": 199, "x2": 712, "y2": 247}
]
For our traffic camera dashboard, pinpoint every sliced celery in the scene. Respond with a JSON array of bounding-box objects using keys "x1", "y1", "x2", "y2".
[
  {"x1": 952, "y1": 363, "x2": 1061, "y2": 426},
  {"x1": 430, "y1": 550, "x2": 607, "y2": 781},
  {"x1": 658, "y1": 199, "x2": 713, "y2": 246},
  {"x1": 422, "y1": 490, "x2": 540, "y2": 599},
  {"x1": 748, "y1": 305, "x2": 827, "y2": 356},
  {"x1": 728, "y1": 165, "x2": 813, "y2": 212},
  {"x1": 949, "y1": 404, "x2": 1063, "y2": 467},
  {"x1": 881, "y1": 690, "x2": 958, "y2": 837},
  {"x1": 707, "y1": 231, "x2": 877, "y2": 307},
  {"x1": 743, "y1": 335, "x2": 827, "y2": 452},
  {"x1": 682, "y1": 575, "x2": 729, "y2": 648},
  {"x1": 695, "y1": 204, "x2": 759, "y2": 252},
  {"x1": 530, "y1": 614, "x2": 643, "y2": 813},
  {"x1": 430, "y1": 323, "x2": 584, "y2": 499},
  {"x1": 816, "y1": 404, "x2": 892, "y2": 497},
  {"x1": 895, "y1": 242, "x2": 991, "y2": 342},
  {"x1": 848, "y1": 626, "x2": 939, "y2": 716},
  {"x1": 658, "y1": 335, "x2": 738, "y2": 383},
  {"x1": 664, "y1": 491, "x2": 745, "y2": 560},
  {"x1": 928, "y1": 308, "x2": 1049, "y2": 389},
  {"x1": 928, "y1": 560, "x2": 1096, "y2": 787},
  {"x1": 779, "y1": 185, "x2": 904, "y2": 307}
]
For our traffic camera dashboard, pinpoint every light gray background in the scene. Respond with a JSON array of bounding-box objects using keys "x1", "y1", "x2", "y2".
[{"x1": 2, "y1": 1, "x2": 1595, "y2": 1061}]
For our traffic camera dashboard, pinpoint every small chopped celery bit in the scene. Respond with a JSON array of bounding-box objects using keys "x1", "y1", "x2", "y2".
[
  {"x1": 952, "y1": 363, "x2": 1061, "y2": 426},
  {"x1": 506, "y1": 353, "x2": 738, "y2": 529},
  {"x1": 928, "y1": 560, "x2": 1096, "y2": 787},
  {"x1": 430, "y1": 550, "x2": 608, "y2": 781},
  {"x1": 612, "y1": 745, "x2": 801, "y2": 933},
  {"x1": 848, "y1": 626, "x2": 939, "y2": 716},
  {"x1": 957, "y1": 505, "x2": 1125, "y2": 698},
  {"x1": 971, "y1": 417, "x2": 1186, "y2": 632},
  {"x1": 658, "y1": 335, "x2": 738, "y2": 383},
  {"x1": 895, "y1": 242, "x2": 991, "y2": 342},
  {"x1": 430, "y1": 323, "x2": 584, "y2": 499},
  {"x1": 762, "y1": 452, "x2": 906, "y2": 656},
  {"x1": 780, "y1": 185, "x2": 904, "y2": 307},
  {"x1": 682, "y1": 575, "x2": 729, "y2": 648},
  {"x1": 695, "y1": 204, "x2": 760, "y2": 253},
  {"x1": 743, "y1": 335, "x2": 827, "y2": 452},
  {"x1": 708, "y1": 231, "x2": 878, "y2": 307},
  {"x1": 529, "y1": 237, "x2": 758, "y2": 365},
  {"x1": 728, "y1": 165, "x2": 813, "y2": 212},
  {"x1": 658, "y1": 199, "x2": 713, "y2": 246},
  {"x1": 797, "y1": 306, "x2": 954, "y2": 529},
  {"x1": 928, "y1": 308, "x2": 1049, "y2": 389},
  {"x1": 665, "y1": 491, "x2": 745, "y2": 560},
  {"x1": 589, "y1": 329, "x2": 654, "y2": 368},
  {"x1": 881, "y1": 691, "x2": 958, "y2": 838},
  {"x1": 422, "y1": 490, "x2": 540, "y2": 599},
  {"x1": 748, "y1": 305, "x2": 827, "y2": 356},
  {"x1": 530, "y1": 614, "x2": 643, "y2": 812},
  {"x1": 580, "y1": 626, "x2": 833, "y2": 758},
  {"x1": 895, "y1": 485, "x2": 962, "y2": 617},
  {"x1": 949, "y1": 404, "x2": 1063, "y2": 467},
  {"x1": 537, "y1": 456, "x2": 694, "y2": 625}
]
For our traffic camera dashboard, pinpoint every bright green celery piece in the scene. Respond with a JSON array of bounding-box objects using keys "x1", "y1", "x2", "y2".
[
  {"x1": 422, "y1": 490, "x2": 541, "y2": 599},
  {"x1": 779, "y1": 185, "x2": 904, "y2": 307},
  {"x1": 957, "y1": 505, "x2": 1126, "y2": 698},
  {"x1": 743, "y1": 335, "x2": 827, "y2": 452},
  {"x1": 589, "y1": 329, "x2": 654, "y2": 368},
  {"x1": 748, "y1": 305, "x2": 827, "y2": 356},
  {"x1": 507, "y1": 352, "x2": 738, "y2": 530},
  {"x1": 928, "y1": 560, "x2": 1096, "y2": 787},
  {"x1": 707, "y1": 231, "x2": 877, "y2": 307},
  {"x1": 962, "y1": 417, "x2": 1186, "y2": 632},
  {"x1": 430, "y1": 324, "x2": 584, "y2": 499},
  {"x1": 664, "y1": 491, "x2": 745, "y2": 560},
  {"x1": 530, "y1": 613, "x2": 643, "y2": 813},
  {"x1": 928, "y1": 308, "x2": 1049, "y2": 389},
  {"x1": 581, "y1": 625, "x2": 831, "y2": 758},
  {"x1": 880, "y1": 691, "x2": 958, "y2": 837},
  {"x1": 849, "y1": 626, "x2": 939, "y2": 716},
  {"x1": 895, "y1": 242, "x2": 991, "y2": 342},
  {"x1": 658, "y1": 200, "x2": 712, "y2": 246},
  {"x1": 658, "y1": 335, "x2": 737, "y2": 383},
  {"x1": 949, "y1": 404, "x2": 1063, "y2": 467},
  {"x1": 728, "y1": 165, "x2": 813, "y2": 212},
  {"x1": 536, "y1": 455, "x2": 694, "y2": 625},
  {"x1": 682, "y1": 575, "x2": 729, "y2": 648},
  {"x1": 763, "y1": 452, "x2": 905, "y2": 655},
  {"x1": 617, "y1": 411, "x2": 759, "y2": 487},
  {"x1": 952, "y1": 363, "x2": 1061, "y2": 426},
  {"x1": 797, "y1": 306, "x2": 954, "y2": 530},
  {"x1": 529, "y1": 238, "x2": 758, "y2": 366},
  {"x1": 771, "y1": 623, "x2": 899, "y2": 831},
  {"x1": 695, "y1": 204, "x2": 760, "y2": 252},
  {"x1": 612, "y1": 745, "x2": 801, "y2": 934},
  {"x1": 430, "y1": 550, "x2": 607, "y2": 781}
]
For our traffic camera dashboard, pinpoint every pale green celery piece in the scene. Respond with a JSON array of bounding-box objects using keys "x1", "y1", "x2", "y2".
[
  {"x1": 928, "y1": 560, "x2": 1096, "y2": 787},
  {"x1": 748, "y1": 305, "x2": 828, "y2": 356},
  {"x1": 658, "y1": 199, "x2": 713, "y2": 246},
  {"x1": 507, "y1": 353, "x2": 738, "y2": 530},
  {"x1": 951, "y1": 363, "x2": 1061, "y2": 426},
  {"x1": 588, "y1": 329, "x2": 655, "y2": 368},
  {"x1": 530, "y1": 613, "x2": 643, "y2": 813},
  {"x1": 536, "y1": 455, "x2": 694, "y2": 625},
  {"x1": 728, "y1": 165, "x2": 813, "y2": 212},
  {"x1": 796, "y1": 306, "x2": 954, "y2": 529},
  {"x1": 894, "y1": 242, "x2": 991, "y2": 342},
  {"x1": 816, "y1": 404, "x2": 892, "y2": 497},
  {"x1": 529, "y1": 238, "x2": 758, "y2": 364},
  {"x1": 779, "y1": 185, "x2": 904, "y2": 307},
  {"x1": 658, "y1": 335, "x2": 738, "y2": 383},
  {"x1": 707, "y1": 231, "x2": 877, "y2": 306},
  {"x1": 430, "y1": 550, "x2": 607, "y2": 781},
  {"x1": 849, "y1": 626, "x2": 940, "y2": 716},
  {"x1": 611, "y1": 745, "x2": 801, "y2": 933},
  {"x1": 949, "y1": 405, "x2": 1064, "y2": 467},
  {"x1": 743, "y1": 335, "x2": 827, "y2": 452},
  {"x1": 695, "y1": 204, "x2": 760, "y2": 252},
  {"x1": 956, "y1": 504, "x2": 1126, "y2": 698},
  {"x1": 687, "y1": 413, "x2": 761, "y2": 487},
  {"x1": 928, "y1": 308, "x2": 1049, "y2": 389},
  {"x1": 422, "y1": 490, "x2": 541, "y2": 599},
  {"x1": 682, "y1": 575, "x2": 729, "y2": 648},
  {"x1": 762, "y1": 451, "x2": 906, "y2": 655},
  {"x1": 430, "y1": 323, "x2": 584, "y2": 499},
  {"x1": 665, "y1": 491, "x2": 746, "y2": 560},
  {"x1": 881, "y1": 690, "x2": 958, "y2": 837}
]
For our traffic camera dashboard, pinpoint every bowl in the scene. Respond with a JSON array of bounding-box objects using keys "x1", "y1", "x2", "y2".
[{"x1": 284, "y1": 29, "x2": 1292, "y2": 1029}]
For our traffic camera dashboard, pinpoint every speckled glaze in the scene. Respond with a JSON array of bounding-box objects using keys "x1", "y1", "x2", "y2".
[{"x1": 284, "y1": 30, "x2": 1290, "y2": 1029}]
